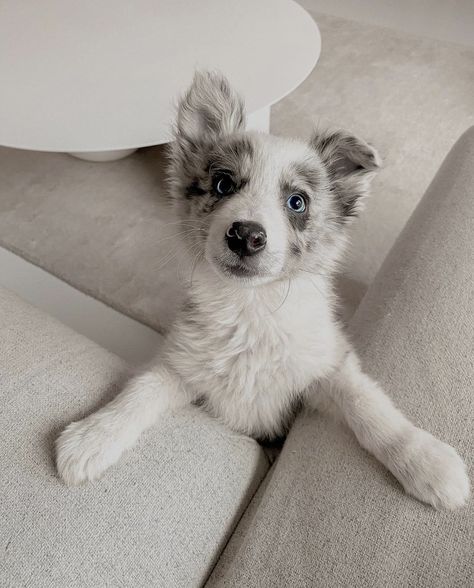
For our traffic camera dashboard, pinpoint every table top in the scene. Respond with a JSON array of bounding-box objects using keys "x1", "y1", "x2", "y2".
[{"x1": 0, "y1": 0, "x2": 320, "y2": 153}]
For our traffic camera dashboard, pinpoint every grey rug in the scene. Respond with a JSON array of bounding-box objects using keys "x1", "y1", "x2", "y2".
[{"x1": 1, "y1": 9, "x2": 473, "y2": 332}]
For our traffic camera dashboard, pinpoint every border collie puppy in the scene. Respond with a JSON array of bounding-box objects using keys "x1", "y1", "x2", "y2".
[{"x1": 57, "y1": 72, "x2": 469, "y2": 509}]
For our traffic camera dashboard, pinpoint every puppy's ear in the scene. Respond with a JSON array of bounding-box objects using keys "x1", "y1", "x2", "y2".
[
  {"x1": 175, "y1": 71, "x2": 245, "y2": 146},
  {"x1": 311, "y1": 129, "x2": 381, "y2": 220}
]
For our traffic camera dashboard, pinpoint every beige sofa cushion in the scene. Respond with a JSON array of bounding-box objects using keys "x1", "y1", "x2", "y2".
[
  {"x1": 0, "y1": 287, "x2": 268, "y2": 587},
  {"x1": 207, "y1": 129, "x2": 474, "y2": 587}
]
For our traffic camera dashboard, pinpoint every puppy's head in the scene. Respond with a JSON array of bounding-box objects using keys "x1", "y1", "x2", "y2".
[{"x1": 169, "y1": 71, "x2": 380, "y2": 285}]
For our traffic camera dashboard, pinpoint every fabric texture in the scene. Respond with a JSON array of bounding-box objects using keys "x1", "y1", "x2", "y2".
[
  {"x1": 206, "y1": 129, "x2": 474, "y2": 587},
  {"x1": 1, "y1": 8, "x2": 473, "y2": 329},
  {"x1": 0, "y1": 287, "x2": 268, "y2": 587}
]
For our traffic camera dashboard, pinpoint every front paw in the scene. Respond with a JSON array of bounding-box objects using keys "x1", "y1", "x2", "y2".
[
  {"x1": 56, "y1": 415, "x2": 128, "y2": 486},
  {"x1": 391, "y1": 428, "x2": 470, "y2": 509}
]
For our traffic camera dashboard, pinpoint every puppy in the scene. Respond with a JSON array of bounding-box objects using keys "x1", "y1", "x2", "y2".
[{"x1": 56, "y1": 72, "x2": 469, "y2": 509}]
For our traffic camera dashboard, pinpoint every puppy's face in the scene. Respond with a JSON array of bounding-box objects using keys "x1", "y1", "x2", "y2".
[{"x1": 169, "y1": 72, "x2": 380, "y2": 285}]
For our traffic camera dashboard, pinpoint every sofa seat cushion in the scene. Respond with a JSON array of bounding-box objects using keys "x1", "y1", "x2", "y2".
[{"x1": 0, "y1": 287, "x2": 268, "y2": 587}]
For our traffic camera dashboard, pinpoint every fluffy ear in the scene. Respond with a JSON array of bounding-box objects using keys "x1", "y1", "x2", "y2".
[
  {"x1": 175, "y1": 71, "x2": 245, "y2": 145},
  {"x1": 311, "y1": 129, "x2": 381, "y2": 220}
]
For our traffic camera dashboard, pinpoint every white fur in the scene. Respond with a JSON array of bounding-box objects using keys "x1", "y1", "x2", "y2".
[{"x1": 56, "y1": 72, "x2": 469, "y2": 510}]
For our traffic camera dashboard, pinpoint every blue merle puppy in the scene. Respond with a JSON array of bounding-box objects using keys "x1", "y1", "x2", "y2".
[{"x1": 57, "y1": 72, "x2": 469, "y2": 510}]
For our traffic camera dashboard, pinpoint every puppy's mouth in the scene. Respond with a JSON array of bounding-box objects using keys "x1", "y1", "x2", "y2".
[
  {"x1": 209, "y1": 252, "x2": 269, "y2": 280},
  {"x1": 207, "y1": 246, "x2": 283, "y2": 283},
  {"x1": 221, "y1": 261, "x2": 260, "y2": 278}
]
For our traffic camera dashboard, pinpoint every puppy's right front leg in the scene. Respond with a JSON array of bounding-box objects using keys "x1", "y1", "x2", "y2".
[{"x1": 56, "y1": 364, "x2": 188, "y2": 485}]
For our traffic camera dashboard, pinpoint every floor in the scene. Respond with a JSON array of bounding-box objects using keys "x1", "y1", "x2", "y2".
[{"x1": 1, "y1": 5, "x2": 473, "y2": 364}]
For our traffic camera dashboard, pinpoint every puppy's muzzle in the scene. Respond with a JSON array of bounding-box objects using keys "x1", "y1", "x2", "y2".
[{"x1": 225, "y1": 221, "x2": 267, "y2": 258}]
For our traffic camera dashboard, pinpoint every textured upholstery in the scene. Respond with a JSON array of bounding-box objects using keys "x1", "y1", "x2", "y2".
[
  {"x1": 207, "y1": 129, "x2": 474, "y2": 587},
  {"x1": 0, "y1": 288, "x2": 268, "y2": 587}
]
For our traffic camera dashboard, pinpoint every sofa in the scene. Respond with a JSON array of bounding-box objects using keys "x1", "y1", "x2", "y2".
[{"x1": 1, "y1": 126, "x2": 473, "y2": 586}]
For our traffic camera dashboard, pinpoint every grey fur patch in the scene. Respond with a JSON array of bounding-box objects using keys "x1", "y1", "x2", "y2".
[
  {"x1": 168, "y1": 71, "x2": 248, "y2": 203},
  {"x1": 290, "y1": 243, "x2": 302, "y2": 256},
  {"x1": 181, "y1": 299, "x2": 198, "y2": 313},
  {"x1": 185, "y1": 180, "x2": 207, "y2": 198},
  {"x1": 291, "y1": 161, "x2": 322, "y2": 192},
  {"x1": 280, "y1": 180, "x2": 310, "y2": 231},
  {"x1": 177, "y1": 136, "x2": 256, "y2": 210},
  {"x1": 188, "y1": 193, "x2": 220, "y2": 216},
  {"x1": 288, "y1": 209, "x2": 309, "y2": 232},
  {"x1": 181, "y1": 299, "x2": 204, "y2": 328},
  {"x1": 310, "y1": 128, "x2": 381, "y2": 222},
  {"x1": 208, "y1": 136, "x2": 254, "y2": 188}
]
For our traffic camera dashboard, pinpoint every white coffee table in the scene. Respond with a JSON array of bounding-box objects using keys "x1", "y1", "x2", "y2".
[{"x1": 0, "y1": 0, "x2": 320, "y2": 161}]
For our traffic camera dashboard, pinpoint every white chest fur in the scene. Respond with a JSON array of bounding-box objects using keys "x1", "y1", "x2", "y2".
[{"x1": 165, "y1": 273, "x2": 340, "y2": 438}]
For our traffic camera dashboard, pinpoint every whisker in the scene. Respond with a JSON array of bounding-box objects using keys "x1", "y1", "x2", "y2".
[
  {"x1": 153, "y1": 229, "x2": 204, "y2": 247},
  {"x1": 268, "y1": 278, "x2": 292, "y2": 314},
  {"x1": 151, "y1": 239, "x2": 199, "y2": 272},
  {"x1": 172, "y1": 241, "x2": 205, "y2": 287},
  {"x1": 189, "y1": 251, "x2": 203, "y2": 287},
  {"x1": 152, "y1": 250, "x2": 180, "y2": 271},
  {"x1": 160, "y1": 220, "x2": 206, "y2": 229}
]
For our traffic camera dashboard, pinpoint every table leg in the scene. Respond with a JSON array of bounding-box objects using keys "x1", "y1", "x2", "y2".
[{"x1": 68, "y1": 148, "x2": 137, "y2": 162}]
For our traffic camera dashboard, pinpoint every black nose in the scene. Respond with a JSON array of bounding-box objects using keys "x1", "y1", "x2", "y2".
[{"x1": 225, "y1": 221, "x2": 267, "y2": 257}]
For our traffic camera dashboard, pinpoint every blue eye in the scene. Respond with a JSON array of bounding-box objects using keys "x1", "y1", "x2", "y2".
[{"x1": 286, "y1": 193, "x2": 306, "y2": 213}]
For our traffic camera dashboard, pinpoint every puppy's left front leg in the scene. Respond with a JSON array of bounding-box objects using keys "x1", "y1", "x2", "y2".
[
  {"x1": 56, "y1": 364, "x2": 188, "y2": 485},
  {"x1": 312, "y1": 350, "x2": 469, "y2": 509}
]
